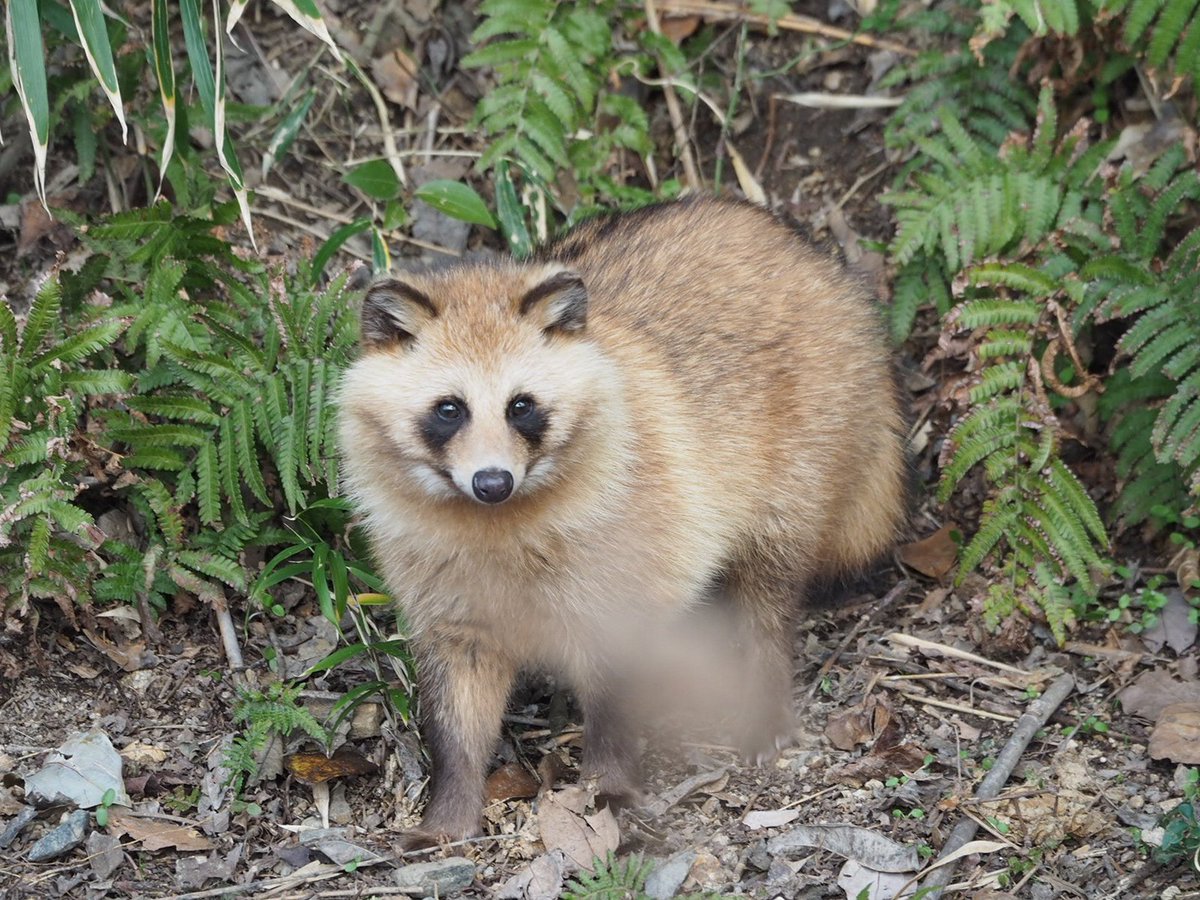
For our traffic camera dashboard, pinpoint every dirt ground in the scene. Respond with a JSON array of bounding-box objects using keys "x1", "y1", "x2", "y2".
[{"x1": 2, "y1": 1, "x2": 1200, "y2": 898}]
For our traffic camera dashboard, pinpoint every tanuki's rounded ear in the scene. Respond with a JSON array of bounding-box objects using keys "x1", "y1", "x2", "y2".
[
  {"x1": 518, "y1": 268, "x2": 588, "y2": 334},
  {"x1": 360, "y1": 279, "x2": 438, "y2": 348}
]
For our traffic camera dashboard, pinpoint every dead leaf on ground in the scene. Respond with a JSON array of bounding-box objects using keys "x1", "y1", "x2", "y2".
[
  {"x1": 486, "y1": 761, "x2": 541, "y2": 802},
  {"x1": 284, "y1": 748, "x2": 378, "y2": 785},
  {"x1": 82, "y1": 628, "x2": 150, "y2": 672},
  {"x1": 660, "y1": 14, "x2": 701, "y2": 42},
  {"x1": 371, "y1": 47, "x2": 419, "y2": 109},
  {"x1": 1148, "y1": 703, "x2": 1200, "y2": 764},
  {"x1": 743, "y1": 808, "x2": 801, "y2": 829},
  {"x1": 24, "y1": 729, "x2": 131, "y2": 810},
  {"x1": 826, "y1": 742, "x2": 930, "y2": 787},
  {"x1": 767, "y1": 823, "x2": 917, "y2": 873},
  {"x1": 119, "y1": 742, "x2": 168, "y2": 767},
  {"x1": 1119, "y1": 668, "x2": 1200, "y2": 721},
  {"x1": 977, "y1": 790, "x2": 1106, "y2": 843},
  {"x1": 898, "y1": 525, "x2": 959, "y2": 579},
  {"x1": 825, "y1": 697, "x2": 899, "y2": 751},
  {"x1": 1140, "y1": 588, "x2": 1198, "y2": 654},
  {"x1": 537, "y1": 787, "x2": 619, "y2": 870},
  {"x1": 837, "y1": 859, "x2": 912, "y2": 900},
  {"x1": 107, "y1": 808, "x2": 214, "y2": 852}
]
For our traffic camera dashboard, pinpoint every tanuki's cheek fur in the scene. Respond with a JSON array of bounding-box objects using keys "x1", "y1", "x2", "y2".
[{"x1": 338, "y1": 197, "x2": 909, "y2": 846}]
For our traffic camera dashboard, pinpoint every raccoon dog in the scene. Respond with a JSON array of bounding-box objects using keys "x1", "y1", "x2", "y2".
[{"x1": 338, "y1": 198, "x2": 907, "y2": 846}]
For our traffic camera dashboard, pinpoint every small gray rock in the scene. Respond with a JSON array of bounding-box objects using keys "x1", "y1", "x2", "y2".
[
  {"x1": 85, "y1": 830, "x2": 124, "y2": 880},
  {"x1": 393, "y1": 857, "x2": 475, "y2": 895},
  {"x1": 0, "y1": 806, "x2": 38, "y2": 850},
  {"x1": 644, "y1": 850, "x2": 696, "y2": 900},
  {"x1": 28, "y1": 810, "x2": 89, "y2": 862}
]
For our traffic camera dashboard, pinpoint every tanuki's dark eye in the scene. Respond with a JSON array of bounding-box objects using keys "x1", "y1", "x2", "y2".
[
  {"x1": 508, "y1": 396, "x2": 534, "y2": 420},
  {"x1": 436, "y1": 400, "x2": 464, "y2": 421}
]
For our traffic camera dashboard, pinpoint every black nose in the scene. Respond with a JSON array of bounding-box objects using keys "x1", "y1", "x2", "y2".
[{"x1": 472, "y1": 468, "x2": 514, "y2": 504}]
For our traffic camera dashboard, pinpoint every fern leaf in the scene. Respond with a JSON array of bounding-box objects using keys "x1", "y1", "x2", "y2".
[
  {"x1": 196, "y1": 441, "x2": 221, "y2": 526},
  {"x1": 233, "y1": 400, "x2": 270, "y2": 506},
  {"x1": 978, "y1": 330, "x2": 1034, "y2": 359},
  {"x1": 969, "y1": 361, "x2": 1026, "y2": 403},
  {"x1": 219, "y1": 416, "x2": 250, "y2": 527},
  {"x1": 177, "y1": 550, "x2": 246, "y2": 591},
  {"x1": 958, "y1": 496, "x2": 1023, "y2": 576},
  {"x1": 1147, "y1": 0, "x2": 1200, "y2": 65},
  {"x1": 126, "y1": 393, "x2": 222, "y2": 426},
  {"x1": 29, "y1": 320, "x2": 124, "y2": 369},
  {"x1": 1044, "y1": 458, "x2": 1108, "y2": 545},
  {"x1": 18, "y1": 277, "x2": 63, "y2": 360},
  {"x1": 1127, "y1": 0, "x2": 1170, "y2": 42}
]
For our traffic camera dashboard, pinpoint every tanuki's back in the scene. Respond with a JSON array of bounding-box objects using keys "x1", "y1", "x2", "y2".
[{"x1": 338, "y1": 197, "x2": 907, "y2": 848}]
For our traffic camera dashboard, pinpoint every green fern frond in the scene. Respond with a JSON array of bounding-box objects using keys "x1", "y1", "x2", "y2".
[{"x1": 563, "y1": 853, "x2": 653, "y2": 900}]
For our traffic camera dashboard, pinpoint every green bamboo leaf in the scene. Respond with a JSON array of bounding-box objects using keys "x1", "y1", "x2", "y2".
[
  {"x1": 495, "y1": 162, "x2": 532, "y2": 259},
  {"x1": 263, "y1": 88, "x2": 316, "y2": 177},
  {"x1": 414, "y1": 180, "x2": 497, "y2": 228},
  {"x1": 151, "y1": 0, "x2": 177, "y2": 198},
  {"x1": 67, "y1": 0, "x2": 127, "y2": 142},
  {"x1": 345, "y1": 160, "x2": 402, "y2": 201},
  {"x1": 210, "y1": 0, "x2": 254, "y2": 248},
  {"x1": 6, "y1": 0, "x2": 50, "y2": 203},
  {"x1": 312, "y1": 218, "x2": 371, "y2": 286},
  {"x1": 371, "y1": 227, "x2": 390, "y2": 273},
  {"x1": 264, "y1": 0, "x2": 344, "y2": 63}
]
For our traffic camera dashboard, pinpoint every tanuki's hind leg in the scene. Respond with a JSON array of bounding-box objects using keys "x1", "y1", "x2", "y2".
[{"x1": 721, "y1": 566, "x2": 800, "y2": 764}]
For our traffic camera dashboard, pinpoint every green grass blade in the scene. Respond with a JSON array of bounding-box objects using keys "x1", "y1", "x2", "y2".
[
  {"x1": 67, "y1": 0, "x2": 127, "y2": 142},
  {"x1": 6, "y1": 0, "x2": 50, "y2": 203}
]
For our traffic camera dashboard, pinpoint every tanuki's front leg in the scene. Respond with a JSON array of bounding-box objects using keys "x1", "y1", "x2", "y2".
[
  {"x1": 578, "y1": 678, "x2": 642, "y2": 809},
  {"x1": 402, "y1": 635, "x2": 515, "y2": 850}
]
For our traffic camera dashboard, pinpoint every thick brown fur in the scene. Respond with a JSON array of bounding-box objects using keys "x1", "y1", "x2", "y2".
[{"x1": 338, "y1": 197, "x2": 908, "y2": 846}]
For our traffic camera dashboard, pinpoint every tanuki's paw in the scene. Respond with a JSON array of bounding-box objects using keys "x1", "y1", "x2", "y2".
[
  {"x1": 737, "y1": 707, "x2": 799, "y2": 767},
  {"x1": 580, "y1": 764, "x2": 644, "y2": 812},
  {"x1": 397, "y1": 820, "x2": 480, "y2": 853}
]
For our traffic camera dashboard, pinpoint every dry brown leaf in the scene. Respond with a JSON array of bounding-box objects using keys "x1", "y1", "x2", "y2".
[
  {"x1": 284, "y1": 748, "x2": 378, "y2": 784},
  {"x1": 537, "y1": 788, "x2": 618, "y2": 870},
  {"x1": 107, "y1": 809, "x2": 214, "y2": 852},
  {"x1": 1119, "y1": 668, "x2": 1200, "y2": 721},
  {"x1": 898, "y1": 525, "x2": 959, "y2": 579},
  {"x1": 660, "y1": 14, "x2": 701, "y2": 42},
  {"x1": 1148, "y1": 703, "x2": 1200, "y2": 764},
  {"x1": 743, "y1": 809, "x2": 801, "y2": 829},
  {"x1": 826, "y1": 742, "x2": 930, "y2": 787},
  {"x1": 1171, "y1": 544, "x2": 1200, "y2": 590},
  {"x1": 978, "y1": 790, "x2": 1106, "y2": 844},
  {"x1": 825, "y1": 697, "x2": 896, "y2": 751},
  {"x1": 1140, "y1": 589, "x2": 1198, "y2": 654},
  {"x1": 371, "y1": 47, "x2": 419, "y2": 110},
  {"x1": 119, "y1": 742, "x2": 168, "y2": 767},
  {"x1": 485, "y1": 761, "x2": 541, "y2": 802},
  {"x1": 82, "y1": 629, "x2": 147, "y2": 672}
]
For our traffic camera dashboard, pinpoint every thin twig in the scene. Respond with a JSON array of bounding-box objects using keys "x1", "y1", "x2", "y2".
[
  {"x1": 886, "y1": 632, "x2": 1032, "y2": 677},
  {"x1": 644, "y1": 0, "x2": 703, "y2": 192},
  {"x1": 805, "y1": 579, "x2": 912, "y2": 698},
  {"x1": 656, "y1": 0, "x2": 915, "y2": 56},
  {"x1": 917, "y1": 673, "x2": 1076, "y2": 897}
]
